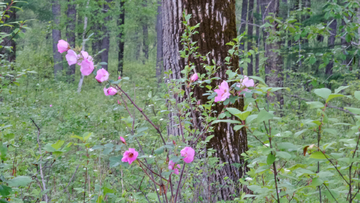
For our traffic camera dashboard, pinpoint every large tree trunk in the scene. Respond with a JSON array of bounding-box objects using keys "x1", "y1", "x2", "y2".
[
  {"x1": 142, "y1": 0, "x2": 149, "y2": 64},
  {"x1": 52, "y1": 0, "x2": 63, "y2": 78},
  {"x1": 162, "y1": 0, "x2": 248, "y2": 200},
  {"x1": 101, "y1": 0, "x2": 112, "y2": 70},
  {"x1": 155, "y1": 1, "x2": 163, "y2": 84},
  {"x1": 264, "y1": 0, "x2": 283, "y2": 105},
  {"x1": 66, "y1": 0, "x2": 76, "y2": 80},
  {"x1": 118, "y1": 0, "x2": 125, "y2": 76},
  {"x1": 247, "y1": 0, "x2": 254, "y2": 76}
]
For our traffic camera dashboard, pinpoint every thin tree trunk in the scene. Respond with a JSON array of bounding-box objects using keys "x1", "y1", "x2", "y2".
[
  {"x1": 52, "y1": 0, "x2": 63, "y2": 78},
  {"x1": 66, "y1": 0, "x2": 76, "y2": 80},
  {"x1": 163, "y1": 0, "x2": 248, "y2": 200},
  {"x1": 255, "y1": 0, "x2": 260, "y2": 75},
  {"x1": 247, "y1": 0, "x2": 254, "y2": 76},
  {"x1": 101, "y1": 0, "x2": 112, "y2": 70},
  {"x1": 155, "y1": 1, "x2": 163, "y2": 84},
  {"x1": 118, "y1": 0, "x2": 125, "y2": 76},
  {"x1": 325, "y1": 19, "x2": 337, "y2": 76},
  {"x1": 142, "y1": 0, "x2": 149, "y2": 64},
  {"x1": 0, "y1": 0, "x2": 16, "y2": 63}
]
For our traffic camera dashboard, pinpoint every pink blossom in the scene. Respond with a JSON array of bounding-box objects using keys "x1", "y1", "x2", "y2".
[
  {"x1": 120, "y1": 136, "x2": 126, "y2": 145},
  {"x1": 95, "y1": 68, "x2": 109, "y2": 83},
  {"x1": 240, "y1": 76, "x2": 254, "y2": 88},
  {"x1": 57, "y1": 40, "x2": 70, "y2": 53},
  {"x1": 103, "y1": 87, "x2": 117, "y2": 96},
  {"x1": 180, "y1": 147, "x2": 195, "y2": 163},
  {"x1": 50, "y1": 104, "x2": 52, "y2": 107},
  {"x1": 168, "y1": 160, "x2": 181, "y2": 175},
  {"x1": 80, "y1": 58, "x2": 94, "y2": 76},
  {"x1": 118, "y1": 76, "x2": 121, "y2": 80},
  {"x1": 121, "y1": 148, "x2": 138, "y2": 165},
  {"x1": 190, "y1": 73, "x2": 198, "y2": 82},
  {"x1": 117, "y1": 100, "x2": 121, "y2": 105},
  {"x1": 214, "y1": 81, "x2": 231, "y2": 102},
  {"x1": 77, "y1": 51, "x2": 93, "y2": 65},
  {"x1": 65, "y1": 50, "x2": 78, "y2": 66}
]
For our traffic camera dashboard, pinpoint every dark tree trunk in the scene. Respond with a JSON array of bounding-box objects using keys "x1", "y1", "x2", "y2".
[
  {"x1": 325, "y1": 19, "x2": 337, "y2": 76},
  {"x1": 0, "y1": 0, "x2": 16, "y2": 63},
  {"x1": 52, "y1": 0, "x2": 63, "y2": 78},
  {"x1": 101, "y1": 0, "x2": 112, "y2": 70},
  {"x1": 142, "y1": 0, "x2": 149, "y2": 64},
  {"x1": 264, "y1": 0, "x2": 283, "y2": 105},
  {"x1": 155, "y1": 1, "x2": 163, "y2": 84},
  {"x1": 240, "y1": 0, "x2": 248, "y2": 51},
  {"x1": 255, "y1": 0, "x2": 260, "y2": 74},
  {"x1": 66, "y1": 0, "x2": 76, "y2": 80},
  {"x1": 247, "y1": 0, "x2": 254, "y2": 76},
  {"x1": 118, "y1": 0, "x2": 125, "y2": 76},
  {"x1": 163, "y1": 0, "x2": 248, "y2": 200}
]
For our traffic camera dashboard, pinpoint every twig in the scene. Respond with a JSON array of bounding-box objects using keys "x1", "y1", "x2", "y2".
[
  {"x1": 30, "y1": 118, "x2": 49, "y2": 203},
  {"x1": 63, "y1": 164, "x2": 80, "y2": 193},
  {"x1": 323, "y1": 184, "x2": 339, "y2": 203},
  {"x1": 174, "y1": 164, "x2": 186, "y2": 202}
]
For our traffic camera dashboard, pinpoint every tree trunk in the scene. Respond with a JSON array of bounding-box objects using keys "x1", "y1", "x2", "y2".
[
  {"x1": 118, "y1": 0, "x2": 125, "y2": 76},
  {"x1": 66, "y1": 0, "x2": 76, "y2": 80},
  {"x1": 155, "y1": 1, "x2": 163, "y2": 84},
  {"x1": 247, "y1": 0, "x2": 254, "y2": 76},
  {"x1": 52, "y1": 0, "x2": 63, "y2": 78},
  {"x1": 101, "y1": 0, "x2": 112, "y2": 70},
  {"x1": 255, "y1": 0, "x2": 260, "y2": 75},
  {"x1": 162, "y1": 0, "x2": 248, "y2": 200},
  {"x1": 325, "y1": 19, "x2": 337, "y2": 76},
  {"x1": 0, "y1": 0, "x2": 16, "y2": 63},
  {"x1": 264, "y1": 0, "x2": 283, "y2": 105},
  {"x1": 142, "y1": 0, "x2": 149, "y2": 64}
]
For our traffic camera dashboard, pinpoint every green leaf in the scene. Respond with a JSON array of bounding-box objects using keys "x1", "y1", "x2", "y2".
[
  {"x1": 310, "y1": 177, "x2": 323, "y2": 187},
  {"x1": 326, "y1": 94, "x2": 344, "y2": 103},
  {"x1": 43, "y1": 143, "x2": 56, "y2": 153},
  {"x1": 267, "y1": 153, "x2": 276, "y2": 165},
  {"x1": 82, "y1": 132, "x2": 93, "y2": 141},
  {"x1": 306, "y1": 101, "x2": 324, "y2": 109},
  {"x1": 314, "y1": 88, "x2": 331, "y2": 100},
  {"x1": 309, "y1": 151, "x2": 327, "y2": 159},
  {"x1": 0, "y1": 185, "x2": 11, "y2": 196},
  {"x1": 345, "y1": 107, "x2": 360, "y2": 115},
  {"x1": 234, "y1": 125, "x2": 244, "y2": 131},
  {"x1": 277, "y1": 151, "x2": 292, "y2": 159},
  {"x1": 7, "y1": 176, "x2": 32, "y2": 187},
  {"x1": 345, "y1": 34, "x2": 352, "y2": 43},
  {"x1": 211, "y1": 120, "x2": 241, "y2": 124},
  {"x1": 354, "y1": 91, "x2": 360, "y2": 100},
  {"x1": 226, "y1": 107, "x2": 250, "y2": 120},
  {"x1": 51, "y1": 140, "x2": 64, "y2": 150},
  {"x1": 309, "y1": 56, "x2": 316, "y2": 65},
  {"x1": 334, "y1": 86, "x2": 349, "y2": 94},
  {"x1": 256, "y1": 110, "x2": 274, "y2": 123},
  {"x1": 248, "y1": 76, "x2": 266, "y2": 85},
  {"x1": 277, "y1": 142, "x2": 298, "y2": 150}
]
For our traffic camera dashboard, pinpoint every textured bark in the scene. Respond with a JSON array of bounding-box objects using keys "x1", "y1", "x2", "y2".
[
  {"x1": 66, "y1": 0, "x2": 76, "y2": 79},
  {"x1": 163, "y1": 0, "x2": 248, "y2": 200},
  {"x1": 142, "y1": 0, "x2": 149, "y2": 64},
  {"x1": 118, "y1": 0, "x2": 125, "y2": 76},
  {"x1": 0, "y1": 0, "x2": 16, "y2": 63},
  {"x1": 255, "y1": 0, "x2": 260, "y2": 74},
  {"x1": 52, "y1": 0, "x2": 63, "y2": 78},
  {"x1": 240, "y1": 0, "x2": 248, "y2": 52},
  {"x1": 101, "y1": 0, "x2": 112, "y2": 70},
  {"x1": 325, "y1": 19, "x2": 337, "y2": 76},
  {"x1": 155, "y1": 1, "x2": 163, "y2": 84},
  {"x1": 264, "y1": 0, "x2": 283, "y2": 104},
  {"x1": 247, "y1": 0, "x2": 254, "y2": 76}
]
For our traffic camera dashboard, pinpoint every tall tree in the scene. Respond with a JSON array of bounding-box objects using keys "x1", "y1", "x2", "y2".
[
  {"x1": 66, "y1": 0, "x2": 76, "y2": 80},
  {"x1": 325, "y1": 19, "x2": 337, "y2": 76},
  {"x1": 52, "y1": 0, "x2": 63, "y2": 78},
  {"x1": 118, "y1": 0, "x2": 125, "y2": 76},
  {"x1": 155, "y1": 0, "x2": 162, "y2": 84},
  {"x1": 101, "y1": 0, "x2": 112, "y2": 70},
  {"x1": 247, "y1": 0, "x2": 254, "y2": 76},
  {"x1": 255, "y1": 0, "x2": 260, "y2": 74},
  {"x1": 142, "y1": 0, "x2": 149, "y2": 64},
  {"x1": 0, "y1": 0, "x2": 17, "y2": 63},
  {"x1": 162, "y1": 0, "x2": 248, "y2": 200}
]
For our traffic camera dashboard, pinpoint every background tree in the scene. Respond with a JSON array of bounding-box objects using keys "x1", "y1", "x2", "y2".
[
  {"x1": 52, "y1": 0, "x2": 63, "y2": 78},
  {"x1": 66, "y1": 0, "x2": 76, "y2": 80}
]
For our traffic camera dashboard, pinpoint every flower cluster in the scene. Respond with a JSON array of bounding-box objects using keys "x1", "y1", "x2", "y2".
[
  {"x1": 57, "y1": 39, "x2": 117, "y2": 96},
  {"x1": 214, "y1": 76, "x2": 255, "y2": 102}
]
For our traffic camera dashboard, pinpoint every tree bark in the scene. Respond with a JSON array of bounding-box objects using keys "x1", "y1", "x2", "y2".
[
  {"x1": 325, "y1": 19, "x2": 337, "y2": 76},
  {"x1": 101, "y1": 0, "x2": 112, "y2": 70},
  {"x1": 247, "y1": 0, "x2": 254, "y2": 76},
  {"x1": 118, "y1": 0, "x2": 125, "y2": 76},
  {"x1": 162, "y1": 0, "x2": 248, "y2": 200},
  {"x1": 155, "y1": 1, "x2": 163, "y2": 84},
  {"x1": 52, "y1": 0, "x2": 63, "y2": 78},
  {"x1": 142, "y1": 0, "x2": 149, "y2": 64},
  {"x1": 264, "y1": 0, "x2": 283, "y2": 105},
  {"x1": 255, "y1": 0, "x2": 260, "y2": 74},
  {"x1": 0, "y1": 0, "x2": 16, "y2": 63},
  {"x1": 66, "y1": 0, "x2": 76, "y2": 80}
]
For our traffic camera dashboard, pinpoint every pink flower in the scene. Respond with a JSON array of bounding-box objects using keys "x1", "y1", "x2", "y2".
[
  {"x1": 80, "y1": 58, "x2": 94, "y2": 76},
  {"x1": 120, "y1": 136, "x2": 126, "y2": 145},
  {"x1": 50, "y1": 104, "x2": 52, "y2": 107},
  {"x1": 95, "y1": 68, "x2": 109, "y2": 83},
  {"x1": 121, "y1": 148, "x2": 138, "y2": 165},
  {"x1": 240, "y1": 76, "x2": 254, "y2": 88},
  {"x1": 214, "y1": 81, "x2": 231, "y2": 102},
  {"x1": 180, "y1": 147, "x2": 195, "y2": 163},
  {"x1": 65, "y1": 50, "x2": 78, "y2": 66},
  {"x1": 117, "y1": 100, "x2": 121, "y2": 105},
  {"x1": 77, "y1": 51, "x2": 93, "y2": 65},
  {"x1": 168, "y1": 160, "x2": 181, "y2": 175},
  {"x1": 57, "y1": 40, "x2": 70, "y2": 53},
  {"x1": 190, "y1": 73, "x2": 198, "y2": 82},
  {"x1": 118, "y1": 76, "x2": 121, "y2": 80},
  {"x1": 103, "y1": 87, "x2": 117, "y2": 96}
]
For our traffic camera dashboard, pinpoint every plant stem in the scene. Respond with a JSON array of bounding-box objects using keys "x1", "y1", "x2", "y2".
[{"x1": 174, "y1": 164, "x2": 186, "y2": 202}]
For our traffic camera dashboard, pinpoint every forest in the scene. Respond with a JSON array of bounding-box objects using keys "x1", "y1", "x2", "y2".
[{"x1": 1, "y1": 0, "x2": 360, "y2": 202}]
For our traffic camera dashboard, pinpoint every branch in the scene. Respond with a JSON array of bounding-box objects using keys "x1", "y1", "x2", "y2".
[
  {"x1": 63, "y1": 164, "x2": 80, "y2": 193},
  {"x1": 30, "y1": 118, "x2": 49, "y2": 203}
]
